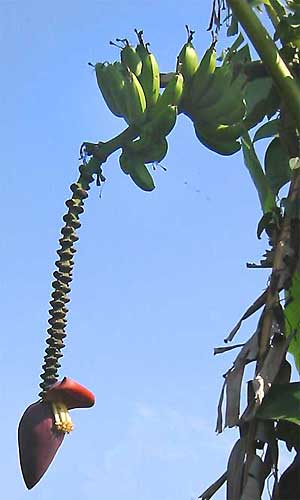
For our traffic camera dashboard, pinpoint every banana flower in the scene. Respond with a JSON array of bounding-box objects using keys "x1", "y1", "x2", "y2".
[{"x1": 18, "y1": 377, "x2": 95, "y2": 489}]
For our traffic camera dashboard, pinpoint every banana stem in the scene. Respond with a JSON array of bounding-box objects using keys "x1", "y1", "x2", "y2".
[
  {"x1": 226, "y1": 0, "x2": 300, "y2": 130},
  {"x1": 82, "y1": 125, "x2": 139, "y2": 161},
  {"x1": 40, "y1": 125, "x2": 139, "y2": 396},
  {"x1": 264, "y1": 4, "x2": 281, "y2": 29},
  {"x1": 39, "y1": 160, "x2": 98, "y2": 397},
  {"x1": 241, "y1": 132, "x2": 276, "y2": 213}
]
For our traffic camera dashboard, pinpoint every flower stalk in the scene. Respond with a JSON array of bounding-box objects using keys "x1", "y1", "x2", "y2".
[
  {"x1": 39, "y1": 160, "x2": 98, "y2": 396},
  {"x1": 226, "y1": 0, "x2": 300, "y2": 129}
]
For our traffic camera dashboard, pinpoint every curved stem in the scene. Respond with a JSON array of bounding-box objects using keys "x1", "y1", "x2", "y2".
[
  {"x1": 82, "y1": 125, "x2": 139, "y2": 161},
  {"x1": 39, "y1": 161, "x2": 98, "y2": 397},
  {"x1": 40, "y1": 126, "x2": 138, "y2": 397},
  {"x1": 264, "y1": 3, "x2": 281, "y2": 29},
  {"x1": 227, "y1": 0, "x2": 300, "y2": 129}
]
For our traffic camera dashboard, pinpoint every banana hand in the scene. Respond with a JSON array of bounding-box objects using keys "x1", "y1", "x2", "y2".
[
  {"x1": 94, "y1": 62, "x2": 127, "y2": 118},
  {"x1": 119, "y1": 150, "x2": 155, "y2": 191}
]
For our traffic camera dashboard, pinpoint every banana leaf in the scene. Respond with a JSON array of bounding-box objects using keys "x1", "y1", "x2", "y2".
[
  {"x1": 253, "y1": 118, "x2": 279, "y2": 142},
  {"x1": 285, "y1": 272, "x2": 300, "y2": 373},
  {"x1": 241, "y1": 133, "x2": 276, "y2": 213},
  {"x1": 257, "y1": 382, "x2": 300, "y2": 424},
  {"x1": 264, "y1": 137, "x2": 291, "y2": 195}
]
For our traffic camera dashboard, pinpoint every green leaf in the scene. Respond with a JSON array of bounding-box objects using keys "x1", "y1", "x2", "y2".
[
  {"x1": 257, "y1": 382, "x2": 300, "y2": 424},
  {"x1": 223, "y1": 35, "x2": 251, "y2": 66},
  {"x1": 256, "y1": 210, "x2": 277, "y2": 239},
  {"x1": 241, "y1": 132, "x2": 276, "y2": 213},
  {"x1": 269, "y1": 0, "x2": 287, "y2": 18},
  {"x1": 264, "y1": 137, "x2": 291, "y2": 195},
  {"x1": 285, "y1": 272, "x2": 300, "y2": 373},
  {"x1": 248, "y1": 0, "x2": 271, "y2": 6},
  {"x1": 230, "y1": 44, "x2": 251, "y2": 66},
  {"x1": 227, "y1": 15, "x2": 239, "y2": 36},
  {"x1": 276, "y1": 420, "x2": 300, "y2": 451},
  {"x1": 253, "y1": 118, "x2": 279, "y2": 142},
  {"x1": 274, "y1": 17, "x2": 300, "y2": 46},
  {"x1": 245, "y1": 77, "x2": 273, "y2": 115},
  {"x1": 244, "y1": 78, "x2": 280, "y2": 128},
  {"x1": 229, "y1": 32, "x2": 244, "y2": 52}
]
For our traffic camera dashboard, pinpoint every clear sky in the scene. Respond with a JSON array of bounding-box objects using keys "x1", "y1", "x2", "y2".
[{"x1": 1, "y1": 1, "x2": 293, "y2": 499}]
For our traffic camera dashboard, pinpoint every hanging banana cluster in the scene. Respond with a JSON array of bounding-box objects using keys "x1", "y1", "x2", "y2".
[
  {"x1": 177, "y1": 33, "x2": 250, "y2": 156},
  {"x1": 39, "y1": 163, "x2": 96, "y2": 397},
  {"x1": 93, "y1": 30, "x2": 184, "y2": 191},
  {"x1": 93, "y1": 28, "x2": 279, "y2": 174}
]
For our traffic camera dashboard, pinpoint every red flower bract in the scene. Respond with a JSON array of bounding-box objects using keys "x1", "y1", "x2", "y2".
[
  {"x1": 44, "y1": 376, "x2": 95, "y2": 409},
  {"x1": 18, "y1": 377, "x2": 95, "y2": 489},
  {"x1": 18, "y1": 401, "x2": 65, "y2": 489}
]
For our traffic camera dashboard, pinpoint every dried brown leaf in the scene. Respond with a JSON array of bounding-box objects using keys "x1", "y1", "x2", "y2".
[
  {"x1": 225, "y1": 366, "x2": 244, "y2": 428},
  {"x1": 198, "y1": 471, "x2": 227, "y2": 499},
  {"x1": 214, "y1": 343, "x2": 245, "y2": 355},
  {"x1": 240, "y1": 455, "x2": 268, "y2": 500},
  {"x1": 223, "y1": 330, "x2": 259, "y2": 428},
  {"x1": 242, "y1": 334, "x2": 291, "y2": 422},
  {"x1": 227, "y1": 437, "x2": 246, "y2": 500},
  {"x1": 215, "y1": 378, "x2": 226, "y2": 434},
  {"x1": 224, "y1": 290, "x2": 267, "y2": 343}
]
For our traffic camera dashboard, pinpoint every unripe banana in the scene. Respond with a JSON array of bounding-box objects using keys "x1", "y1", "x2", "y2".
[
  {"x1": 94, "y1": 62, "x2": 126, "y2": 118},
  {"x1": 204, "y1": 122, "x2": 246, "y2": 141},
  {"x1": 191, "y1": 62, "x2": 233, "y2": 110},
  {"x1": 119, "y1": 150, "x2": 132, "y2": 174},
  {"x1": 128, "y1": 136, "x2": 168, "y2": 163},
  {"x1": 176, "y1": 26, "x2": 199, "y2": 82},
  {"x1": 135, "y1": 30, "x2": 160, "y2": 108},
  {"x1": 123, "y1": 67, "x2": 147, "y2": 125},
  {"x1": 194, "y1": 121, "x2": 242, "y2": 156},
  {"x1": 191, "y1": 75, "x2": 246, "y2": 127},
  {"x1": 119, "y1": 149, "x2": 155, "y2": 191},
  {"x1": 188, "y1": 42, "x2": 217, "y2": 103},
  {"x1": 120, "y1": 40, "x2": 142, "y2": 76},
  {"x1": 130, "y1": 161, "x2": 155, "y2": 191},
  {"x1": 143, "y1": 105, "x2": 177, "y2": 139},
  {"x1": 155, "y1": 72, "x2": 184, "y2": 112}
]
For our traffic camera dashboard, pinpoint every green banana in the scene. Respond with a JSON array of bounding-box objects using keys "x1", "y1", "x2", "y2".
[
  {"x1": 127, "y1": 136, "x2": 168, "y2": 163},
  {"x1": 202, "y1": 121, "x2": 245, "y2": 141},
  {"x1": 123, "y1": 67, "x2": 147, "y2": 125},
  {"x1": 120, "y1": 40, "x2": 142, "y2": 76},
  {"x1": 130, "y1": 161, "x2": 155, "y2": 191},
  {"x1": 194, "y1": 121, "x2": 242, "y2": 156},
  {"x1": 194, "y1": 73, "x2": 247, "y2": 126},
  {"x1": 155, "y1": 72, "x2": 184, "y2": 112},
  {"x1": 187, "y1": 42, "x2": 217, "y2": 103},
  {"x1": 135, "y1": 30, "x2": 160, "y2": 108},
  {"x1": 194, "y1": 127, "x2": 241, "y2": 156},
  {"x1": 119, "y1": 149, "x2": 155, "y2": 191},
  {"x1": 95, "y1": 62, "x2": 127, "y2": 118},
  {"x1": 176, "y1": 26, "x2": 199, "y2": 82},
  {"x1": 142, "y1": 104, "x2": 178, "y2": 139},
  {"x1": 119, "y1": 150, "x2": 131, "y2": 174},
  {"x1": 190, "y1": 62, "x2": 233, "y2": 110}
]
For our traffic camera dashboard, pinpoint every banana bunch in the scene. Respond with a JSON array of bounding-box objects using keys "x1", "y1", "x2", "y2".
[
  {"x1": 93, "y1": 30, "x2": 186, "y2": 189},
  {"x1": 179, "y1": 39, "x2": 251, "y2": 155},
  {"x1": 118, "y1": 66, "x2": 184, "y2": 190},
  {"x1": 119, "y1": 136, "x2": 168, "y2": 191},
  {"x1": 94, "y1": 61, "x2": 146, "y2": 126}
]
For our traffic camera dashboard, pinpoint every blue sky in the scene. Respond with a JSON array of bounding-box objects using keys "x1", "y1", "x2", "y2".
[{"x1": 1, "y1": 1, "x2": 294, "y2": 499}]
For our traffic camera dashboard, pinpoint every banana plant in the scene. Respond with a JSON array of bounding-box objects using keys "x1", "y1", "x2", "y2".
[{"x1": 18, "y1": 5, "x2": 300, "y2": 498}]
